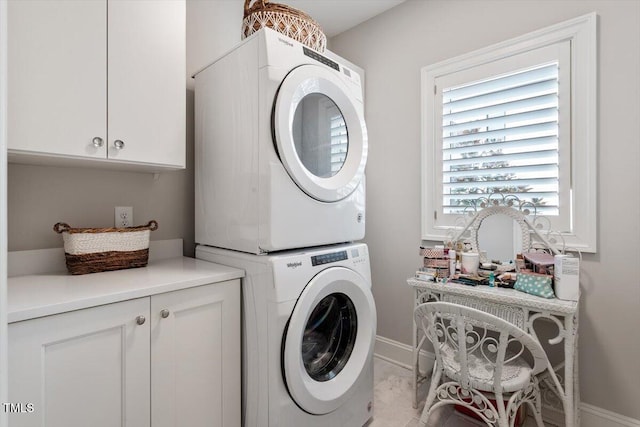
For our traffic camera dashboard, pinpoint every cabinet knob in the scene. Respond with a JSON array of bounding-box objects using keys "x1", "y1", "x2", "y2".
[
  {"x1": 92, "y1": 137, "x2": 104, "y2": 147},
  {"x1": 136, "y1": 315, "x2": 146, "y2": 325},
  {"x1": 160, "y1": 309, "x2": 170, "y2": 319},
  {"x1": 113, "y1": 139, "x2": 125, "y2": 150}
]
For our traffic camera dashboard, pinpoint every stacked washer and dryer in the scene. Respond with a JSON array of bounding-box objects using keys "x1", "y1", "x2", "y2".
[{"x1": 194, "y1": 28, "x2": 376, "y2": 427}]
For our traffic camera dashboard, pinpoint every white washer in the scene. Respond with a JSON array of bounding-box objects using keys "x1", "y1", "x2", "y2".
[
  {"x1": 194, "y1": 28, "x2": 368, "y2": 254},
  {"x1": 196, "y1": 243, "x2": 376, "y2": 427}
]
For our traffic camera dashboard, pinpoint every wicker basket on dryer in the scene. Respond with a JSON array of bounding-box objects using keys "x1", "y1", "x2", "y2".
[
  {"x1": 241, "y1": 0, "x2": 327, "y2": 52},
  {"x1": 53, "y1": 220, "x2": 158, "y2": 275}
]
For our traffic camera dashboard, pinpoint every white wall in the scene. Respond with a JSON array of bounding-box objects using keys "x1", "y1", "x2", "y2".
[
  {"x1": 186, "y1": 0, "x2": 244, "y2": 85},
  {"x1": 7, "y1": 160, "x2": 195, "y2": 255},
  {"x1": 330, "y1": 0, "x2": 640, "y2": 420},
  {"x1": 1, "y1": 0, "x2": 9, "y2": 424}
]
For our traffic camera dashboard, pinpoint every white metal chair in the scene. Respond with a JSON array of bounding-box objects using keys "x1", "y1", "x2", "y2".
[{"x1": 414, "y1": 302, "x2": 548, "y2": 427}]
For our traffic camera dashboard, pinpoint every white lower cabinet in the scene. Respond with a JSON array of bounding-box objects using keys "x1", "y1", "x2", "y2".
[
  {"x1": 9, "y1": 298, "x2": 150, "y2": 427},
  {"x1": 151, "y1": 282, "x2": 241, "y2": 427},
  {"x1": 8, "y1": 281, "x2": 240, "y2": 427}
]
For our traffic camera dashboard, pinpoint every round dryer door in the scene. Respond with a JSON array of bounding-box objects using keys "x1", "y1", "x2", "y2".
[
  {"x1": 273, "y1": 64, "x2": 368, "y2": 202},
  {"x1": 282, "y1": 267, "x2": 376, "y2": 415}
]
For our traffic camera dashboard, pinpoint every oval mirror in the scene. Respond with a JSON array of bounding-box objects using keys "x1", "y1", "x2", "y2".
[
  {"x1": 477, "y1": 214, "x2": 523, "y2": 263},
  {"x1": 464, "y1": 205, "x2": 531, "y2": 264}
]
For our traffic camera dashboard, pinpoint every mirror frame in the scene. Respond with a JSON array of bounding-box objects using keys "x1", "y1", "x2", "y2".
[
  {"x1": 447, "y1": 195, "x2": 563, "y2": 263},
  {"x1": 468, "y1": 205, "x2": 530, "y2": 263}
]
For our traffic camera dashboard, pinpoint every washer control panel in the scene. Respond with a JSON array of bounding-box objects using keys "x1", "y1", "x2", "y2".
[
  {"x1": 350, "y1": 247, "x2": 367, "y2": 265},
  {"x1": 310, "y1": 247, "x2": 367, "y2": 266},
  {"x1": 311, "y1": 250, "x2": 348, "y2": 266}
]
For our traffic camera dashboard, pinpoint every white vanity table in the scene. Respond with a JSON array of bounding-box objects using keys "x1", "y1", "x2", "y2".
[
  {"x1": 411, "y1": 196, "x2": 581, "y2": 427},
  {"x1": 408, "y1": 278, "x2": 579, "y2": 427},
  {"x1": 7, "y1": 241, "x2": 244, "y2": 427}
]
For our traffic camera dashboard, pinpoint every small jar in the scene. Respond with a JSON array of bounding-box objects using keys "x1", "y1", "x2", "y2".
[{"x1": 448, "y1": 250, "x2": 456, "y2": 277}]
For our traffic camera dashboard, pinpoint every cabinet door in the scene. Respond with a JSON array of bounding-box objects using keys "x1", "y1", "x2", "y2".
[
  {"x1": 8, "y1": 299, "x2": 150, "y2": 427},
  {"x1": 7, "y1": 0, "x2": 107, "y2": 159},
  {"x1": 151, "y1": 280, "x2": 241, "y2": 427},
  {"x1": 107, "y1": 0, "x2": 186, "y2": 168}
]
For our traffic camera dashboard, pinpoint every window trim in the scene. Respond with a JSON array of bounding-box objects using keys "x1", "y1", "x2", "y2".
[{"x1": 421, "y1": 13, "x2": 597, "y2": 252}]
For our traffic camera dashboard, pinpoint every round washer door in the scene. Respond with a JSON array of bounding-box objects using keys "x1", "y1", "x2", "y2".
[
  {"x1": 282, "y1": 267, "x2": 376, "y2": 415},
  {"x1": 273, "y1": 64, "x2": 368, "y2": 202}
]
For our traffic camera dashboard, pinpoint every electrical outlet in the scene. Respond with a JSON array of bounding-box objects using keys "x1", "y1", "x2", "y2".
[{"x1": 115, "y1": 206, "x2": 133, "y2": 228}]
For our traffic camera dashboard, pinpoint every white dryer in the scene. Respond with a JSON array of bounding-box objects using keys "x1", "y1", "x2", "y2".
[
  {"x1": 194, "y1": 28, "x2": 368, "y2": 254},
  {"x1": 196, "y1": 243, "x2": 376, "y2": 427}
]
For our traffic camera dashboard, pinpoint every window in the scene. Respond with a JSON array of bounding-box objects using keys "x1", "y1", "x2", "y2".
[
  {"x1": 292, "y1": 94, "x2": 347, "y2": 178},
  {"x1": 330, "y1": 112, "x2": 348, "y2": 174},
  {"x1": 442, "y1": 62, "x2": 562, "y2": 216},
  {"x1": 422, "y1": 13, "x2": 597, "y2": 252}
]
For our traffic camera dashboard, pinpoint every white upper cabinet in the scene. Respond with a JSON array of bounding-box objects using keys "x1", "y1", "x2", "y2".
[
  {"x1": 8, "y1": 0, "x2": 186, "y2": 170},
  {"x1": 107, "y1": 0, "x2": 185, "y2": 167},
  {"x1": 8, "y1": 0, "x2": 108, "y2": 160}
]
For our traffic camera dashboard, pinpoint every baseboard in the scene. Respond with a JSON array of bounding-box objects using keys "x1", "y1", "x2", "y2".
[
  {"x1": 581, "y1": 403, "x2": 640, "y2": 427},
  {"x1": 374, "y1": 335, "x2": 640, "y2": 427},
  {"x1": 374, "y1": 335, "x2": 434, "y2": 376}
]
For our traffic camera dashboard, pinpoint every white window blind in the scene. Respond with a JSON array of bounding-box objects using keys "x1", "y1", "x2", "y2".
[
  {"x1": 330, "y1": 113, "x2": 347, "y2": 174},
  {"x1": 442, "y1": 63, "x2": 560, "y2": 215}
]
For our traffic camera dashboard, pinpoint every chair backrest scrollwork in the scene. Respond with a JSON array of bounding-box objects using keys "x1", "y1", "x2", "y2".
[{"x1": 414, "y1": 302, "x2": 548, "y2": 393}]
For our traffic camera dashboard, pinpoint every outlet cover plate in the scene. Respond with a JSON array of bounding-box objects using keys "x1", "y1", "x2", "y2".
[{"x1": 115, "y1": 206, "x2": 133, "y2": 228}]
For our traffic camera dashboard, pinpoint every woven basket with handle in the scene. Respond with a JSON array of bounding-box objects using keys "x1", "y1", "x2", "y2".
[
  {"x1": 54, "y1": 220, "x2": 158, "y2": 275},
  {"x1": 241, "y1": 0, "x2": 326, "y2": 52}
]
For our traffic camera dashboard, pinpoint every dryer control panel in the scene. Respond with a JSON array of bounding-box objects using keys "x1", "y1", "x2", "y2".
[
  {"x1": 302, "y1": 47, "x2": 362, "y2": 96},
  {"x1": 303, "y1": 47, "x2": 339, "y2": 71}
]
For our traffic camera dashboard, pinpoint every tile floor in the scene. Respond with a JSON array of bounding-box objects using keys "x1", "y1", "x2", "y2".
[{"x1": 369, "y1": 356, "x2": 547, "y2": 427}]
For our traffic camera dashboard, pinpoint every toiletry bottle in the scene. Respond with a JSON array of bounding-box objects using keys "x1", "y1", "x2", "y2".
[
  {"x1": 449, "y1": 250, "x2": 456, "y2": 278},
  {"x1": 489, "y1": 271, "x2": 495, "y2": 287}
]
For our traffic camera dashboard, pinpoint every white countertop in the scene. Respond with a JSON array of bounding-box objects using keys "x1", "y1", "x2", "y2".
[
  {"x1": 8, "y1": 257, "x2": 244, "y2": 323},
  {"x1": 407, "y1": 277, "x2": 578, "y2": 314}
]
